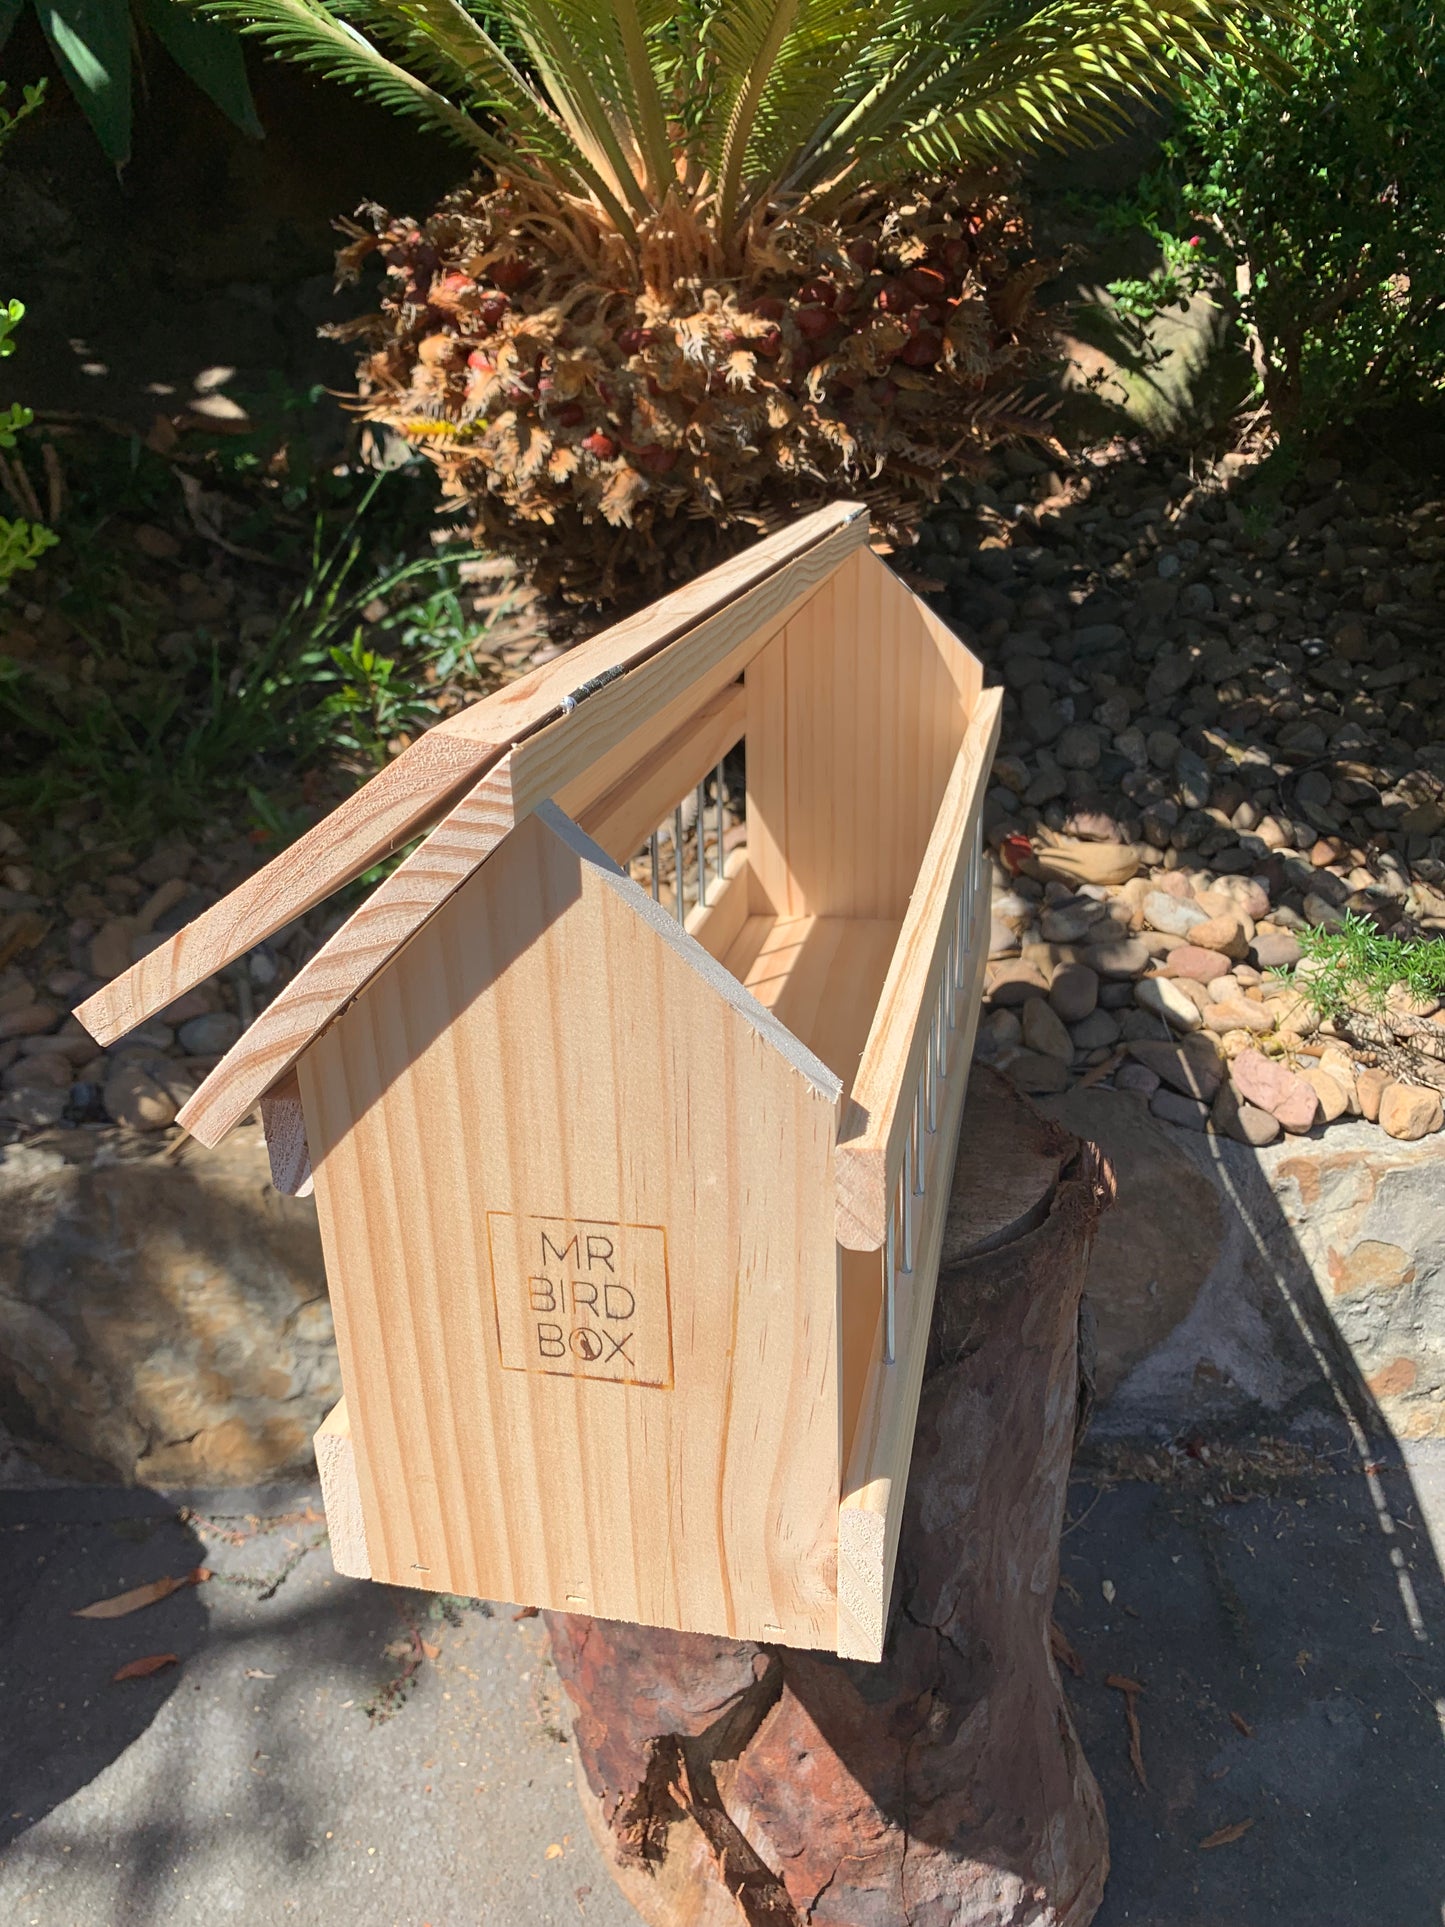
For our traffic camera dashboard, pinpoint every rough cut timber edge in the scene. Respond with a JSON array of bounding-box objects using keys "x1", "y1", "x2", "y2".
[{"x1": 74, "y1": 501, "x2": 869, "y2": 1052}]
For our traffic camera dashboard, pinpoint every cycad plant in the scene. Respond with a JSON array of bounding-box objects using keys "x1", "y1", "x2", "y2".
[{"x1": 201, "y1": 0, "x2": 1281, "y2": 601}]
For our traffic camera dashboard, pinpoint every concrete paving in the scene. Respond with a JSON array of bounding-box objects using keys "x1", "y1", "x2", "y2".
[
  {"x1": 0, "y1": 1480, "x2": 636, "y2": 1927},
  {"x1": 1, "y1": 1434, "x2": 1442, "y2": 1926}
]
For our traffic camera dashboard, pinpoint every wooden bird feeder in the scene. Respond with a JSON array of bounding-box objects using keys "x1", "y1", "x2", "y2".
[{"x1": 78, "y1": 502, "x2": 1001, "y2": 1662}]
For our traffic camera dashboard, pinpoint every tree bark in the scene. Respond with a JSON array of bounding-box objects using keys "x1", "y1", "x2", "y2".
[{"x1": 547, "y1": 1067, "x2": 1112, "y2": 1927}]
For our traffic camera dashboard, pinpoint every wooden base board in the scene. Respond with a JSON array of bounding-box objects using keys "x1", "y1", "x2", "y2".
[{"x1": 722, "y1": 913, "x2": 901, "y2": 1100}]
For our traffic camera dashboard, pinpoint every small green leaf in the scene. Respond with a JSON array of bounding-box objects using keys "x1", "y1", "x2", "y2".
[
  {"x1": 136, "y1": 0, "x2": 263, "y2": 139},
  {"x1": 37, "y1": 0, "x2": 131, "y2": 164}
]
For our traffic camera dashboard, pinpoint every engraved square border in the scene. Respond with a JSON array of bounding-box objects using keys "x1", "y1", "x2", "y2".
[{"x1": 485, "y1": 1212, "x2": 675, "y2": 1389}]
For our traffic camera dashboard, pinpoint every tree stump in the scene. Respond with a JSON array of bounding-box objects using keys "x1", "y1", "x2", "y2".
[{"x1": 546, "y1": 1067, "x2": 1112, "y2": 1927}]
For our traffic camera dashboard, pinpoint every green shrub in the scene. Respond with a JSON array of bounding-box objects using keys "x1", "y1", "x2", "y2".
[
  {"x1": 0, "y1": 84, "x2": 58, "y2": 589},
  {"x1": 1102, "y1": 0, "x2": 1445, "y2": 435}
]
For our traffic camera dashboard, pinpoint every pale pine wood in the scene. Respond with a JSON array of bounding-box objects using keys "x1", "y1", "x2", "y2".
[
  {"x1": 301, "y1": 804, "x2": 846, "y2": 1648},
  {"x1": 77, "y1": 502, "x2": 866, "y2": 1051},
  {"x1": 315, "y1": 1398, "x2": 371, "y2": 1580},
  {"x1": 177, "y1": 760, "x2": 520, "y2": 1146},
  {"x1": 834, "y1": 687, "x2": 1003, "y2": 1251},
  {"x1": 572, "y1": 681, "x2": 745, "y2": 865},
  {"x1": 835, "y1": 870, "x2": 991, "y2": 1662},
  {"x1": 743, "y1": 547, "x2": 970, "y2": 923},
  {"x1": 176, "y1": 514, "x2": 866, "y2": 1148},
  {"x1": 721, "y1": 913, "x2": 901, "y2": 1099},
  {"x1": 682, "y1": 846, "x2": 751, "y2": 963},
  {"x1": 259, "y1": 1071, "x2": 313, "y2": 1197}
]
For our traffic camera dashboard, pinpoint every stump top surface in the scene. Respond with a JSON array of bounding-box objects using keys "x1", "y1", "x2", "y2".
[{"x1": 941, "y1": 1067, "x2": 1070, "y2": 1267}]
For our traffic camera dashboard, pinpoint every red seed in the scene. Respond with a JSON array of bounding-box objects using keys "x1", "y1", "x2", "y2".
[
  {"x1": 582, "y1": 431, "x2": 618, "y2": 459},
  {"x1": 617, "y1": 327, "x2": 657, "y2": 355},
  {"x1": 477, "y1": 293, "x2": 509, "y2": 328},
  {"x1": 633, "y1": 445, "x2": 678, "y2": 475},
  {"x1": 876, "y1": 280, "x2": 910, "y2": 314},
  {"x1": 898, "y1": 330, "x2": 942, "y2": 368},
  {"x1": 749, "y1": 296, "x2": 785, "y2": 321},
  {"x1": 847, "y1": 238, "x2": 877, "y2": 272},
  {"x1": 797, "y1": 277, "x2": 836, "y2": 308},
  {"x1": 794, "y1": 304, "x2": 835, "y2": 340},
  {"x1": 555, "y1": 402, "x2": 585, "y2": 426},
  {"x1": 942, "y1": 238, "x2": 971, "y2": 273},
  {"x1": 754, "y1": 327, "x2": 782, "y2": 359},
  {"x1": 904, "y1": 265, "x2": 947, "y2": 300},
  {"x1": 490, "y1": 256, "x2": 533, "y2": 292}
]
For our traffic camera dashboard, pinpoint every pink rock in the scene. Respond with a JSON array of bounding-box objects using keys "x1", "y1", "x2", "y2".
[
  {"x1": 1168, "y1": 945, "x2": 1234, "y2": 983},
  {"x1": 1230, "y1": 1048, "x2": 1320, "y2": 1133}
]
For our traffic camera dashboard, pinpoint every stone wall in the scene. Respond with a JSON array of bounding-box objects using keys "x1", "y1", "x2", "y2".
[
  {"x1": 1042, "y1": 1089, "x2": 1445, "y2": 1443},
  {"x1": 0, "y1": 1126, "x2": 334, "y2": 1483}
]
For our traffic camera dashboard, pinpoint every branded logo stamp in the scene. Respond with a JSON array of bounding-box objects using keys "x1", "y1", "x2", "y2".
[{"x1": 486, "y1": 1214, "x2": 673, "y2": 1386}]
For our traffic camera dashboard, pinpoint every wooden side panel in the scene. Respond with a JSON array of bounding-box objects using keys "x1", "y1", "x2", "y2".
[
  {"x1": 572, "y1": 681, "x2": 745, "y2": 866},
  {"x1": 315, "y1": 1398, "x2": 371, "y2": 1580},
  {"x1": 835, "y1": 872, "x2": 991, "y2": 1661},
  {"x1": 299, "y1": 806, "x2": 844, "y2": 1649},
  {"x1": 743, "y1": 547, "x2": 970, "y2": 923}
]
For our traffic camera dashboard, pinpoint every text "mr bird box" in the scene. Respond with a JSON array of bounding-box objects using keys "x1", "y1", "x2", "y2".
[{"x1": 78, "y1": 503, "x2": 1001, "y2": 1662}]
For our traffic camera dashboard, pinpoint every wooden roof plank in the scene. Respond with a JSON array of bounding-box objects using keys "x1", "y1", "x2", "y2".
[
  {"x1": 76, "y1": 501, "x2": 867, "y2": 1051},
  {"x1": 175, "y1": 502, "x2": 868, "y2": 1147}
]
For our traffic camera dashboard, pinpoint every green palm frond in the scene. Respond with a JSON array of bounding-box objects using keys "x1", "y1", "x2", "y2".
[{"x1": 192, "y1": 0, "x2": 1288, "y2": 249}]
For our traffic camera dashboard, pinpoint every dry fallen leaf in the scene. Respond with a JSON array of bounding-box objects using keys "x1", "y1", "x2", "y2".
[
  {"x1": 1050, "y1": 1622, "x2": 1086, "y2": 1678},
  {"x1": 113, "y1": 1653, "x2": 179, "y2": 1682},
  {"x1": 1105, "y1": 1674, "x2": 1147, "y2": 1790},
  {"x1": 75, "y1": 1568, "x2": 210, "y2": 1619},
  {"x1": 513, "y1": 1605, "x2": 539, "y2": 1621},
  {"x1": 420, "y1": 1639, "x2": 441, "y2": 1661},
  {"x1": 545, "y1": 1843, "x2": 564, "y2": 1860},
  {"x1": 244, "y1": 1669, "x2": 277, "y2": 1680},
  {"x1": 1229, "y1": 1711, "x2": 1255, "y2": 1739},
  {"x1": 1101, "y1": 1579, "x2": 1116, "y2": 1604},
  {"x1": 1200, "y1": 1819, "x2": 1255, "y2": 1850}
]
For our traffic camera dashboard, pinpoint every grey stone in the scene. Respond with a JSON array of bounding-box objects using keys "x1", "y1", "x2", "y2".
[
  {"x1": 1252, "y1": 929, "x2": 1303, "y2": 971},
  {"x1": 1070, "y1": 1008, "x2": 1121, "y2": 1049},
  {"x1": 1142, "y1": 889, "x2": 1210, "y2": 938},
  {"x1": 1005, "y1": 1050, "x2": 1071, "y2": 1095},
  {"x1": 1021, "y1": 997, "x2": 1076, "y2": 1063},
  {"x1": 178, "y1": 1011, "x2": 243, "y2": 1056},
  {"x1": 1136, "y1": 977, "x2": 1203, "y2": 1032},
  {"x1": 0, "y1": 1129, "x2": 332, "y2": 1483},
  {"x1": 1049, "y1": 962, "x2": 1100, "y2": 1024},
  {"x1": 1114, "y1": 1060, "x2": 1159, "y2": 1096},
  {"x1": 1086, "y1": 935, "x2": 1153, "y2": 980},
  {"x1": 1040, "y1": 898, "x2": 1105, "y2": 944},
  {"x1": 1055, "y1": 724, "x2": 1104, "y2": 771},
  {"x1": 1151, "y1": 1088, "x2": 1211, "y2": 1131}
]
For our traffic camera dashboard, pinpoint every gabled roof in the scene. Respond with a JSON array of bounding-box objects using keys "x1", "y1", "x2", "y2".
[{"x1": 76, "y1": 501, "x2": 870, "y2": 1147}]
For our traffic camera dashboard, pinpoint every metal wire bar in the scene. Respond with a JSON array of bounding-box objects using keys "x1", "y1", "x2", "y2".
[
  {"x1": 714, "y1": 764, "x2": 725, "y2": 880},
  {"x1": 884, "y1": 1204, "x2": 897, "y2": 1365},
  {"x1": 901, "y1": 1136, "x2": 915, "y2": 1275},
  {"x1": 673, "y1": 804, "x2": 685, "y2": 923},
  {"x1": 649, "y1": 830, "x2": 661, "y2": 903},
  {"x1": 696, "y1": 782, "x2": 708, "y2": 908}
]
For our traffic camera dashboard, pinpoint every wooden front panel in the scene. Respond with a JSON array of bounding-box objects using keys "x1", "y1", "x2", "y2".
[
  {"x1": 299, "y1": 807, "x2": 844, "y2": 1648},
  {"x1": 744, "y1": 546, "x2": 970, "y2": 921}
]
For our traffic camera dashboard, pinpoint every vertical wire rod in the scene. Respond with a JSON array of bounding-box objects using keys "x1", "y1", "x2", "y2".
[
  {"x1": 714, "y1": 763, "x2": 725, "y2": 884},
  {"x1": 912, "y1": 1082, "x2": 925, "y2": 1196},
  {"x1": 927, "y1": 1006, "x2": 941, "y2": 1132},
  {"x1": 946, "y1": 926, "x2": 957, "y2": 1030},
  {"x1": 673, "y1": 804, "x2": 685, "y2": 923},
  {"x1": 901, "y1": 1138, "x2": 916, "y2": 1275},
  {"x1": 884, "y1": 1203, "x2": 897, "y2": 1365},
  {"x1": 695, "y1": 782, "x2": 708, "y2": 907},
  {"x1": 649, "y1": 830, "x2": 661, "y2": 903}
]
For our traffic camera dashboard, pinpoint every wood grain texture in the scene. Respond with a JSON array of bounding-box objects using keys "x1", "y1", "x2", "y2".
[
  {"x1": 300, "y1": 805, "x2": 846, "y2": 1647},
  {"x1": 549, "y1": 1070, "x2": 1111, "y2": 1927},
  {"x1": 176, "y1": 513, "x2": 867, "y2": 1148},
  {"x1": 177, "y1": 760, "x2": 521, "y2": 1146},
  {"x1": 834, "y1": 686, "x2": 1003, "y2": 1251},
  {"x1": 744, "y1": 547, "x2": 970, "y2": 923},
  {"x1": 722, "y1": 914, "x2": 901, "y2": 1099},
  {"x1": 315, "y1": 1398, "x2": 371, "y2": 1580},
  {"x1": 77, "y1": 501, "x2": 866, "y2": 1050},
  {"x1": 835, "y1": 869, "x2": 991, "y2": 1661},
  {"x1": 259, "y1": 1071, "x2": 313, "y2": 1197},
  {"x1": 573, "y1": 681, "x2": 744, "y2": 866}
]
